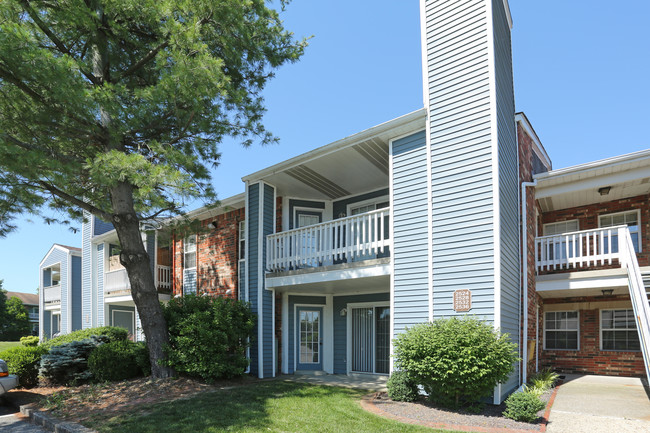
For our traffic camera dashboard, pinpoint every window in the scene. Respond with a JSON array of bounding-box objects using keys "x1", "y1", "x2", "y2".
[
  {"x1": 601, "y1": 309, "x2": 640, "y2": 351},
  {"x1": 349, "y1": 199, "x2": 389, "y2": 216},
  {"x1": 545, "y1": 311, "x2": 579, "y2": 350},
  {"x1": 543, "y1": 220, "x2": 579, "y2": 260},
  {"x1": 238, "y1": 221, "x2": 245, "y2": 301},
  {"x1": 599, "y1": 210, "x2": 641, "y2": 253},
  {"x1": 108, "y1": 243, "x2": 123, "y2": 271},
  {"x1": 183, "y1": 235, "x2": 197, "y2": 295}
]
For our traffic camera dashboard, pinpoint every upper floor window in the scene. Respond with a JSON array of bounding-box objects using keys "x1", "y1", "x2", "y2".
[
  {"x1": 599, "y1": 210, "x2": 641, "y2": 253},
  {"x1": 349, "y1": 198, "x2": 389, "y2": 216},
  {"x1": 239, "y1": 221, "x2": 246, "y2": 261},
  {"x1": 238, "y1": 221, "x2": 246, "y2": 301},
  {"x1": 601, "y1": 309, "x2": 639, "y2": 351},
  {"x1": 544, "y1": 311, "x2": 579, "y2": 350},
  {"x1": 542, "y1": 220, "x2": 579, "y2": 260},
  {"x1": 183, "y1": 235, "x2": 197, "y2": 295}
]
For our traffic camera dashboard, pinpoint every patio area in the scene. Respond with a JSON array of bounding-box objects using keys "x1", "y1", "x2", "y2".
[{"x1": 281, "y1": 372, "x2": 388, "y2": 392}]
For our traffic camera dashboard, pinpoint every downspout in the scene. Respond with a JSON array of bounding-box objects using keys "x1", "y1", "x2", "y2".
[{"x1": 521, "y1": 180, "x2": 537, "y2": 386}]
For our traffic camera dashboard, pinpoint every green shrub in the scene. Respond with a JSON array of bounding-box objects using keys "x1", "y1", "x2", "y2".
[
  {"x1": 162, "y1": 295, "x2": 255, "y2": 381},
  {"x1": 387, "y1": 370, "x2": 419, "y2": 402},
  {"x1": 41, "y1": 326, "x2": 128, "y2": 349},
  {"x1": 0, "y1": 345, "x2": 48, "y2": 387},
  {"x1": 393, "y1": 316, "x2": 519, "y2": 408},
  {"x1": 503, "y1": 391, "x2": 546, "y2": 422},
  {"x1": 88, "y1": 340, "x2": 149, "y2": 382},
  {"x1": 40, "y1": 336, "x2": 107, "y2": 385},
  {"x1": 528, "y1": 368, "x2": 559, "y2": 394},
  {"x1": 20, "y1": 336, "x2": 39, "y2": 347}
]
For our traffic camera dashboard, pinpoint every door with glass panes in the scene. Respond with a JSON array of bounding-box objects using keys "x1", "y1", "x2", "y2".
[
  {"x1": 348, "y1": 305, "x2": 390, "y2": 374},
  {"x1": 296, "y1": 307, "x2": 323, "y2": 370}
]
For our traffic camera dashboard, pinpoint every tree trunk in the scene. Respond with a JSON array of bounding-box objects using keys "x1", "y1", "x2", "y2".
[{"x1": 111, "y1": 181, "x2": 174, "y2": 378}]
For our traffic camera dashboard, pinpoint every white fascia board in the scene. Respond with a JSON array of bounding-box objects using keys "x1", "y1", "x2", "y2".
[
  {"x1": 502, "y1": 0, "x2": 513, "y2": 29},
  {"x1": 515, "y1": 112, "x2": 551, "y2": 170},
  {"x1": 241, "y1": 109, "x2": 426, "y2": 183},
  {"x1": 172, "y1": 193, "x2": 246, "y2": 222},
  {"x1": 39, "y1": 244, "x2": 74, "y2": 267},
  {"x1": 265, "y1": 264, "x2": 391, "y2": 289}
]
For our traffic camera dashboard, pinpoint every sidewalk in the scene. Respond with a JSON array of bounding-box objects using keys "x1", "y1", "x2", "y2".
[{"x1": 546, "y1": 374, "x2": 650, "y2": 433}]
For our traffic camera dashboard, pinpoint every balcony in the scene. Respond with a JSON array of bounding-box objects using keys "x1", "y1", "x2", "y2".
[
  {"x1": 535, "y1": 226, "x2": 628, "y2": 273},
  {"x1": 105, "y1": 265, "x2": 172, "y2": 297},
  {"x1": 28, "y1": 312, "x2": 39, "y2": 321},
  {"x1": 43, "y1": 286, "x2": 61, "y2": 305},
  {"x1": 266, "y1": 208, "x2": 390, "y2": 273}
]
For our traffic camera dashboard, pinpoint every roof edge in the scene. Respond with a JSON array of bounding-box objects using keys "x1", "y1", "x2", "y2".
[
  {"x1": 515, "y1": 112, "x2": 552, "y2": 170},
  {"x1": 535, "y1": 148, "x2": 650, "y2": 181}
]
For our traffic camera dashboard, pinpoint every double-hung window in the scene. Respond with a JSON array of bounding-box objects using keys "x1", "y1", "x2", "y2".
[
  {"x1": 599, "y1": 210, "x2": 641, "y2": 253},
  {"x1": 183, "y1": 235, "x2": 197, "y2": 295},
  {"x1": 238, "y1": 221, "x2": 245, "y2": 300},
  {"x1": 601, "y1": 309, "x2": 640, "y2": 351},
  {"x1": 545, "y1": 311, "x2": 579, "y2": 350},
  {"x1": 542, "y1": 220, "x2": 579, "y2": 260}
]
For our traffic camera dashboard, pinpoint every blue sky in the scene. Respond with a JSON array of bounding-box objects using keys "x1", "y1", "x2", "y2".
[{"x1": 1, "y1": 0, "x2": 649, "y2": 294}]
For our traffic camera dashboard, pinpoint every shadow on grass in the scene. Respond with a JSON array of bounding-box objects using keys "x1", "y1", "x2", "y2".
[{"x1": 86, "y1": 381, "x2": 363, "y2": 433}]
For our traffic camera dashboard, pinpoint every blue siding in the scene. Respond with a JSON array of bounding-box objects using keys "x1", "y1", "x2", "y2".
[
  {"x1": 96, "y1": 244, "x2": 104, "y2": 326},
  {"x1": 262, "y1": 183, "x2": 275, "y2": 377},
  {"x1": 247, "y1": 183, "x2": 260, "y2": 375},
  {"x1": 71, "y1": 256, "x2": 82, "y2": 331},
  {"x1": 425, "y1": 0, "x2": 496, "y2": 321},
  {"x1": 82, "y1": 214, "x2": 92, "y2": 329},
  {"x1": 41, "y1": 248, "x2": 69, "y2": 333},
  {"x1": 391, "y1": 131, "x2": 429, "y2": 335},
  {"x1": 43, "y1": 310, "x2": 51, "y2": 339},
  {"x1": 93, "y1": 217, "x2": 113, "y2": 236},
  {"x1": 333, "y1": 293, "x2": 389, "y2": 374},
  {"x1": 287, "y1": 296, "x2": 326, "y2": 374},
  {"x1": 146, "y1": 232, "x2": 156, "y2": 277},
  {"x1": 493, "y1": 0, "x2": 520, "y2": 400}
]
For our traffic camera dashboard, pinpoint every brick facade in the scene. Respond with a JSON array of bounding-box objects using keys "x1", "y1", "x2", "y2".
[
  {"x1": 171, "y1": 207, "x2": 245, "y2": 299},
  {"x1": 540, "y1": 295, "x2": 645, "y2": 376}
]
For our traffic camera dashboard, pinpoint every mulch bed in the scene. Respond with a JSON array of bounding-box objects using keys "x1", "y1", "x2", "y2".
[{"x1": 363, "y1": 387, "x2": 558, "y2": 433}]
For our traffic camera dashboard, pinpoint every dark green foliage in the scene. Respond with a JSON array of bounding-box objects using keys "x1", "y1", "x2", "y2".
[
  {"x1": 20, "y1": 335, "x2": 39, "y2": 347},
  {"x1": 386, "y1": 370, "x2": 419, "y2": 402},
  {"x1": 88, "y1": 340, "x2": 150, "y2": 382},
  {"x1": 503, "y1": 391, "x2": 546, "y2": 422},
  {"x1": 42, "y1": 326, "x2": 128, "y2": 349},
  {"x1": 0, "y1": 345, "x2": 48, "y2": 387},
  {"x1": 0, "y1": 288, "x2": 31, "y2": 340},
  {"x1": 393, "y1": 316, "x2": 519, "y2": 408},
  {"x1": 162, "y1": 295, "x2": 254, "y2": 381},
  {"x1": 40, "y1": 336, "x2": 107, "y2": 385}
]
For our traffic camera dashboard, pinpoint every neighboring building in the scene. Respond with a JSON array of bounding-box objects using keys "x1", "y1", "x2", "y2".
[
  {"x1": 37, "y1": 0, "x2": 650, "y2": 403},
  {"x1": 5, "y1": 291, "x2": 39, "y2": 335},
  {"x1": 39, "y1": 244, "x2": 82, "y2": 340}
]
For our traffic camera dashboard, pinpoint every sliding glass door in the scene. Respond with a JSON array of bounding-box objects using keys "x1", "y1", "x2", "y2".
[{"x1": 350, "y1": 305, "x2": 390, "y2": 374}]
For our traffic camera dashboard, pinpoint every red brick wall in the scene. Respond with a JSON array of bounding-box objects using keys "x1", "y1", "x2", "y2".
[
  {"x1": 171, "y1": 207, "x2": 245, "y2": 299},
  {"x1": 540, "y1": 296, "x2": 645, "y2": 377},
  {"x1": 540, "y1": 194, "x2": 650, "y2": 267}
]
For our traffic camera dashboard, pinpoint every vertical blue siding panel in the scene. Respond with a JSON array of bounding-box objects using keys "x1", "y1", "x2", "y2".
[
  {"x1": 493, "y1": 0, "x2": 520, "y2": 400},
  {"x1": 262, "y1": 184, "x2": 275, "y2": 377},
  {"x1": 333, "y1": 293, "x2": 390, "y2": 374},
  {"x1": 247, "y1": 183, "x2": 260, "y2": 376},
  {"x1": 425, "y1": 0, "x2": 496, "y2": 322},
  {"x1": 43, "y1": 310, "x2": 51, "y2": 339},
  {"x1": 93, "y1": 217, "x2": 113, "y2": 236},
  {"x1": 41, "y1": 248, "x2": 68, "y2": 334},
  {"x1": 82, "y1": 214, "x2": 92, "y2": 330},
  {"x1": 71, "y1": 255, "x2": 82, "y2": 331},
  {"x1": 391, "y1": 131, "x2": 430, "y2": 335},
  {"x1": 96, "y1": 244, "x2": 104, "y2": 326}
]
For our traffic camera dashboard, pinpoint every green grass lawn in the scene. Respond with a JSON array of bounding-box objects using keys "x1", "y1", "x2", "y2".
[
  {"x1": 0, "y1": 341, "x2": 21, "y2": 352},
  {"x1": 84, "y1": 381, "x2": 455, "y2": 433}
]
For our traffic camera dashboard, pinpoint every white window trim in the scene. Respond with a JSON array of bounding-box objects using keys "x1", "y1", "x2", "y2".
[
  {"x1": 111, "y1": 308, "x2": 135, "y2": 337},
  {"x1": 543, "y1": 310, "x2": 580, "y2": 351},
  {"x1": 183, "y1": 234, "x2": 197, "y2": 295},
  {"x1": 542, "y1": 219, "x2": 580, "y2": 236},
  {"x1": 293, "y1": 206, "x2": 324, "y2": 229},
  {"x1": 346, "y1": 301, "x2": 390, "y2": 375},
  {"x1": 598, "y1": 209, "x2": 642, "y2": 252},
  {"x1": 346, "y1": 196, "x2": 389, "y2": 217},
  {"x1": 599, "y1": 308, "x2": 640, "y2": 352}
]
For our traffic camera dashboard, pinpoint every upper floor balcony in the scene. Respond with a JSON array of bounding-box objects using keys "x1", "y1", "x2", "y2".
[
  {"x1": 104, "y1": 264, "x2": 172, "y2": 298},
  {"x1": 43, "y1": 285, "x2": 61, "y2": 306},
  {"x1": 267, "y1": 208, "x2": 390, "y2": 273}
]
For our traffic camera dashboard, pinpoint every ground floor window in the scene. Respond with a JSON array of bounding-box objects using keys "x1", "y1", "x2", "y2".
[
  {"x1": 601, "y1": 309, "x2": 640, "y2": 351},
  {"x1": 544, "y1": 311, "x2": 579, "y2": 350}
]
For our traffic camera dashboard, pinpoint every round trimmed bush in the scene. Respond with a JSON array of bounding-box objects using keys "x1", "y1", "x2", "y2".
[
  {"x1": 20, "y1": 336, "x2": 39, "y2": 347},
  {"x1": 387, "y1": 370, "x2": 419, "y2": 402},
  {"x1": 503, "y1": 391, "x2": 546, "y2": 422},
  {"x1": 0, "y1": 345, "x2": 49, "y2": 387},
  {"x1": 88, "y1": 340, "x2": 149, "y2": 382},
  {"x1": 393, "y1": 316, "x2": 519, "y2": 408}
]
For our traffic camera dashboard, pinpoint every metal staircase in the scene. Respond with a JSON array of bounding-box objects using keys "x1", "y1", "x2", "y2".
[{"x1": 619, "y1": 227, "x2": 650, "y2": 382}]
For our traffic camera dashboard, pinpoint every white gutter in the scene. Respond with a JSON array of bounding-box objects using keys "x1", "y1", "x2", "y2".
[{"x1": 521, "y1": 180, "x2": 537, "y2": 386}]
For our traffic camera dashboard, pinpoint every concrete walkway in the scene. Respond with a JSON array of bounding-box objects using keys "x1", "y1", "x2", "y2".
[
  {"x1": 547, "y1": 374, "x2": 650, "y2": 433},
  {"x1": 281, "y1": 372, "x2": 388, "y2": 391}
]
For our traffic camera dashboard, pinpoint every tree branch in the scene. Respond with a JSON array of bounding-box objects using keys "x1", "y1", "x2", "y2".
[
  {"x1": 114, "y1": 41, "x2": 168, "y2": 82},
  {"x1": 37, "y1": 180, "x2": 113, "y2": 222}
]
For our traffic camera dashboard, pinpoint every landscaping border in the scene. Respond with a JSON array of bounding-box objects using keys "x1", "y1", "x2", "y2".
[
  {"x1": 18, "y1": 403, "x2": 95, "y2": 433},
  {"x1": 360, "y1": 383, "x2": 562, "y2": 433}
]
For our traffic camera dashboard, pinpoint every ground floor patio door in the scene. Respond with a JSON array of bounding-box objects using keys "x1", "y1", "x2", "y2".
[
  {"x1": 350, "y1": 305, "x2": 390, "y2": 374},
  {"x1": 296, "y1": 307, "x2": 323, "y2": 370}
]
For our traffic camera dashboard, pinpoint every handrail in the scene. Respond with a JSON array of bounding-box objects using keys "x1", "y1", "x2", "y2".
[
  {"x1": 266, "y1": 208, "x2": 391, "y2": 272},
  {"x1": 535, "y1": 226, "x2": 628, "y2": 272}
]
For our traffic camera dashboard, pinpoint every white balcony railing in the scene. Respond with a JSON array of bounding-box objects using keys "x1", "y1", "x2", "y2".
[
  {"x1": 157, "y1": 265, "x2": 171, "y2": 291},
  {"x1": 44, "y1": 286, "x2": 61, "y2": 304},
  {"x1": 267, "y1": 208, "x2": 391, "y2": 273},
  {"x1": 105, "y1": 268, "x2": 131, "y2": 295},
  {"x1": 535, "y1": 226, "x2": 628, "y2": 272}
]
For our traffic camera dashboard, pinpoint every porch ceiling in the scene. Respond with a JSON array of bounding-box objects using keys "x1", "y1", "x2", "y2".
[
  {"x1": 535, "y1": 150, "x2": 650, "y2": 212},
  {"x1": 268, "y1": 274, "x2": 390, "y2": 294}
]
